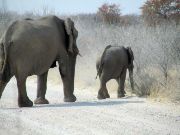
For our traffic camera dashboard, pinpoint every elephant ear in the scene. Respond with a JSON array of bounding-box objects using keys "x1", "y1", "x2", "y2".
[
  {"x1": 126, "y1": 47, "x2": 134, "y2": 66},
  {"x1": 64, "y1": 18, "x2": 79, "y2": 54}
]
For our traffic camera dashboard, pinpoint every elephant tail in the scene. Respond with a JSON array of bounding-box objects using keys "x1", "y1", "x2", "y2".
[
  {"x1": 95, "y1": 63, "x2": 104, "y2": 79},
  {"x1": 95, "y1": 45, "x2": 112, "y2": 79}
]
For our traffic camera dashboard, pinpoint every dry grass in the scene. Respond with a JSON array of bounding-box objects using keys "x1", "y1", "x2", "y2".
[{"x1": 0, "y1": 12, "x2": 179, "y2": 102}]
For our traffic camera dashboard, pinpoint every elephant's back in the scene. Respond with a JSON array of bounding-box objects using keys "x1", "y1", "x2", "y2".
[
  {"x1": 104, "y1": 46, "x2": 128, "y2": 65},
  {"x1": 103, "y1": 46, "x2": 128, "y2": 71},
  {"x1": 8, "y1": 18, "x2": 60, "y2": 44},
  {"x1": 101, "y1": 46, "x2": 128, "y2": 78},
  {"x1": 5, "y1": 16, "x2": 66, "y2": 55},
  {"x1": 4, "y1": 16, "x2": 66, "y2": 75},
  {"x1": 7, "y1": 19, "x2": 59, "y2": 58}
]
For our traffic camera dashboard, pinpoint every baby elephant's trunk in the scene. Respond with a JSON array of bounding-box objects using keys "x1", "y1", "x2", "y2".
[
  {"x1": 129, "y1": 68, "x2": 134, "y2": 92},
  {"x1": 126, "y1": 47, "x2": 134, "y2": 92}
]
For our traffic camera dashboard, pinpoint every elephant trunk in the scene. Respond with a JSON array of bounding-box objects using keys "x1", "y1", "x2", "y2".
[
  {"x1": 129, "y1": 68, "x2": 134, "y2": 92},
  {"x1": 126, "y1": 46, "x2": 134, "y2": 93}
]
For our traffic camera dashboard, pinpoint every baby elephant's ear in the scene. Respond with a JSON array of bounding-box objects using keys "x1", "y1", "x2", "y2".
[{"x1": 64, "y1": 18, "x2": 75, "y2": 53}]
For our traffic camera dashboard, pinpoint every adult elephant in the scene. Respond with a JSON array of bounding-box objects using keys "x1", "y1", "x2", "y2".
[
  {"x1": 96, "y1": 45, "x2": 134, "y2": 99},
  {"x1": 0, "y1": 15, "x2": 79, "y2": 107}
]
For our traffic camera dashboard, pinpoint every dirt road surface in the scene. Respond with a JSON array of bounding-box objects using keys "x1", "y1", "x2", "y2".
[{"x1": 0, "y1": 78, "x2": 180, "y2": 135}]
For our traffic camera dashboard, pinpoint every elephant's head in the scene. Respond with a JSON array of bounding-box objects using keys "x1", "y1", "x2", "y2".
[{"x1": 64, "y1": 18, "x2": 79, "y2": 56}]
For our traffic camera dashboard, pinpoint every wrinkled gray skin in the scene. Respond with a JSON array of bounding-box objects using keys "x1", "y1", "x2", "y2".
[
  {"x1": 96, "y1": 45, "x2": 134, "y2": 99},
  {"x1": 0, "y1": 16, "x2": 79, "y2": 107}
]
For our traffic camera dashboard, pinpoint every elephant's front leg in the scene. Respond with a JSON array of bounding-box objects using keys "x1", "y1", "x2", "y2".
[
  {"x1": 61, "y1": 75, "x2": 76, "y2": 102},
  {"x1": 16, "y1": 77, "x2": 33, "y2": 107},
  {"x1": 34, "y1": 72, "x2": 49, "y2": 104},
  {"x1": 117, "y1": 68, "x2": 127, "y2": 98},
  {"x1": 59, "y1": 65, "x2": 76, "y2": 102}
]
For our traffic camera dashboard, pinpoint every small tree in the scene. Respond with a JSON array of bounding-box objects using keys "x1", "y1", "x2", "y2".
[
  {"x1": 97, "y1": 3, "x2": 121, "y2": 24},
  {"x1": 141, "y1": 0, "x2": 180, "y2": 25}
]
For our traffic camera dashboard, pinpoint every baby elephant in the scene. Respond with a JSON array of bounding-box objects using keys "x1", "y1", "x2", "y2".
[{"x1": 96, "y1": 45, "x2": 134, "y2": 99}]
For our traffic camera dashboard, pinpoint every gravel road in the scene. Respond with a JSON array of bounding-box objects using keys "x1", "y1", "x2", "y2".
[{"x1": 0, "y1": 79, "x2": 180, "y2": 135}]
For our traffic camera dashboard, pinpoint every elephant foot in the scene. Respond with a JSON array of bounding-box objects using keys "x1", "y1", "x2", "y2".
[
  {"x1": 97, "y1": 93, "x2": 106, "y2": 100},
  {"x1": 64, "y1": 95, "x2": 76, "y2": 102},
  {"x1": 104, "y1": 92, "x2": 110, "y2": 98},
  {"x1": 18, "y1": 97, "x2": 33, "y2": 107},
  {"x1": 34, "y1": 97, "x2": 49, "y2": 104},
  {"x1": 117, "y1": 93, "x2": 125, "y2": 98}
]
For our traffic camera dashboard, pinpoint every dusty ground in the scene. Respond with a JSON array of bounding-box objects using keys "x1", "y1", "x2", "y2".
[{"x1": 0, "y1": 78, "x2": 180, "y2": 135}]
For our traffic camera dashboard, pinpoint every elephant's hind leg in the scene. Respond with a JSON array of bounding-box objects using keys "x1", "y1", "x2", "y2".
[
  {"x1": 97, "y1": 73, "x2": 110, "y2": 99},
  {"x1": 34, "y1": 72, "x2": 49, "y2": 104},
  {"x1": 16, "y1": 77, "x2": 33, "y2": 107},
  {"x1": 117, "y1": 68, "x2": 127, "y2": 98},
  {"x1": 0, "y1": 65, "x2": 13, "y2": 98}
]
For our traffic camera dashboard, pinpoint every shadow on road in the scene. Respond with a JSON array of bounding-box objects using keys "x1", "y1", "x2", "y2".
[
  {"x1": 33, "y1": 99, "x2": 144, "y2": 108},
  {"x1": 1, "y1": 96, "x2": 144, "y2": 109}
]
